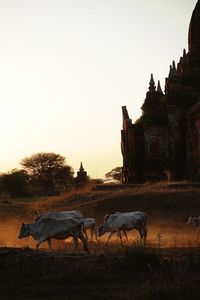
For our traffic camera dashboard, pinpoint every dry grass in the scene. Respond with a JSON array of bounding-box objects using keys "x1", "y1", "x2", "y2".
[
  {"x1": 0, "y1": 245, "x2": 200, "y2": 299},
  {"x1": 0, "y1": 183, "x2": 200, "y2": 299},
  {"x1": 0, "y1": 181, "x2": 200, "y2": 249}
]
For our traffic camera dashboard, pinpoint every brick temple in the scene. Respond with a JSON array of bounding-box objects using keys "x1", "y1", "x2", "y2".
[{"x1": 121, "y1": 1, "x2": 200, "y2": 183}]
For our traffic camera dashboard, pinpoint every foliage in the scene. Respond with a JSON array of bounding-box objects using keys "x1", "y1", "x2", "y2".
[
  {"x1": 91, "y1": 178, "x2": 104, "y2": 184},
  {"x1": 0, "y1": 169, "x2": 29, "y2": 197},
  {"x1": 105, "y1": 167, "x2": 122, "y2": 182},
  {"x1": 21, "y1": 152, "x2": 74, "y2": 195},
  {"x1": 118, "y1": 243, "x2": 161, "y2": 271}
]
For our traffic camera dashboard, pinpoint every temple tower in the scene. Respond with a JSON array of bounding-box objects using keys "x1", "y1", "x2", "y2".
[
  {"x1": 188, "y1": 0, "x2": 200, "y2": 55},
  {"x1": 121, "y1": 1, "x2": 200, "y2": 183},
  {"x1": 75, "y1": 162, "x2": 88, "y2": 186}
]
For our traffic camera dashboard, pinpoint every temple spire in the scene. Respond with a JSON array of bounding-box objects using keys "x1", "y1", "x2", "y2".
[
  {"x1": 79, "y1": 162, "x2": 84, "y2": 172},
  {"x1": 148, "y1": 73, "x2": 156, "y2": 92},
  {"x1": 169, "y1": 65, "x2": 172, "y2": 77},
  {"x1": 156, "y1": 80, "x2": 163, "y2": 93},
  {"x1": 170, "y1": 61, "x2": 177, "y2": 76},
  {"x1": 172, "y1": 60, "x2": 176, "y2": 70}
]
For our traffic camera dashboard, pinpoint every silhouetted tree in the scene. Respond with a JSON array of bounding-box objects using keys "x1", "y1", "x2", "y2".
[
  {"x1": 105, "y1": 167, "x2": 122, "y2": 182},
  {"x1": 1, "y1": 169, "x2": 29, "y2": 197},
  {"x1": 21, "y1": 152, "x2": 74, "y2": 195},
  {"x1": 91, "y1": 178, "x2": 104, "y2": 184}
]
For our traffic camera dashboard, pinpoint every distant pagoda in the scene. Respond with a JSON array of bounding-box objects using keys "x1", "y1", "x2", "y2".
[{"x1": 75, "y1": 162, "x2": 89, "y2": 186}]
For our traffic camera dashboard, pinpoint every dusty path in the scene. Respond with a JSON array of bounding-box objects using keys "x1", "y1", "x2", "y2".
[{"x1": 0, "y1": 217, "x2": 198, "y2": 250}]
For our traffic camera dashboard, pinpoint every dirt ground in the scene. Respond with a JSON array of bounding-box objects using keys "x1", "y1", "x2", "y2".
[
  {"x1": 0, "y1": 217, "x2": 200, "y2": 300},
  {"x1": 0, "y1": 216, "x2": 198, "y2": 250},
  {"x1": 1, "y1": 185, "x2": 200, "y2": 299}
]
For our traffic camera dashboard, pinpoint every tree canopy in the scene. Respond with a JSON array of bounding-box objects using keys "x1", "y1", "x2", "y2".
[
  {"x1": 1, "y1": 169, "x2": 29, "y2": 197},
  {"x1": 105, "y1": 167, "x2": 122, "y2": 182},
  {"x1": 21, "y1": 152, "x2": 74, "y2": 195}
]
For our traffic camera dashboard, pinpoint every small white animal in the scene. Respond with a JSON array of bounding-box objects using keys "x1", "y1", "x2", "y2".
[
  {"x1": 98, "y1": 211, "x2": 147, "y2": 245},
  {"x1": 187, "y1": 216, "x2": 200, "y2": 241}
]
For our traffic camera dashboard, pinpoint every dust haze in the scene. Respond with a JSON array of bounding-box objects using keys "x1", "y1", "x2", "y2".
[{"x1": 0, "y1": 216, "x2": 198, "y2": 251}]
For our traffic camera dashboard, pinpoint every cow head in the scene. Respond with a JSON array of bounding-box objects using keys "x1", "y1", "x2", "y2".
[
  {"x1": 18, "y1": 223, "x2": 29, "y2": 239},
  {"x1": 187, "y1": 217, "x2": 199, "y2": 226},
  {"x1": 98, "y1": 224, "x2": 106, "y2": 237}
]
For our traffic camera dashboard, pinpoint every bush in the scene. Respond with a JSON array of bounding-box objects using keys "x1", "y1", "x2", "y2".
[{"x1": 117, "y1": 243, "x2": 161, "y2": 271}]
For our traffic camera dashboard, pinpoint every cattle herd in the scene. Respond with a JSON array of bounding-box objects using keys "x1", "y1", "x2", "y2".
[{"x1": 18, "y1": 210, "x2": 200, "y2": 253}]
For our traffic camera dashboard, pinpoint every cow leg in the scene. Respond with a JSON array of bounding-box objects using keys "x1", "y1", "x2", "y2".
[
  {"x1": 138, "y1": 228, "x2": 147, "y2": 245},
  {"x1": 116, "y1": 231, "x2": 120, "y2": 241},
  {"x1": 94, "y1": 229, "x2": 98, "y2": 242},
  {"x1": 105, "y1": 232, "x2": 114, "y2": 246},
  {"x1": 140, "y1": 228, "x2": 147, "y2": 245},
  {"x1": 47, "y1": 238, "x2": 52, "y2": 250},
  {"x1": 118, "y1": 231, "x2": 124, "y2": 245},
  {"x1": 138, "y1": 229, "x2": 143, "y2": 244},
  {"x1": 83, "y1": 228, "x2": 89, "y2": 240},
  {"x1": 36, "y1": 236, "x2": 47, "y2": 250},
  {"x1": 90, "y1": 228, "x2": 93, "y2": 241},
  {"x1": 90, "y1": 225, "x2": 97, "y2": 241},
  {"x1": 72, "y1": 236, "x2": 79, "y2": 254},
  {"x1": 143, "y1": 228, "x2": 148, "y2": 244},
  {"x1": 78, "y1": 232, "x2": 90, "y2": 254},
  {"x1": 122, "y1": 230, "x2": 128, "y2": 242}
]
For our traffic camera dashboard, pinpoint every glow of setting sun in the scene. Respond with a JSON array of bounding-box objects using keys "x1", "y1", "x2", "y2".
[{"x1": 0, "y1": 0, "x2": 197, "y2": 178}]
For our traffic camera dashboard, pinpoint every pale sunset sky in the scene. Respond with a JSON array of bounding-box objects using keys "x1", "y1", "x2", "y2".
[{"x1": 0, "y1": 0, "x2": 197, "y2": 178}]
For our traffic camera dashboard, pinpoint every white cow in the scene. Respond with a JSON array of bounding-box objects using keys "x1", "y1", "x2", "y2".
[
  {"x1": 83, "y1": 218, "x2": 98, "y2": 241},
  {"x1": 98, "y1": 211, "x2": 147, "y2": 245},
  {"x1": 103, "y1": 213, "x2": 128, "y2": 241},
  {"x1": 187, "y1": 216, "x2": 200, "y2": 241},
  {"x1": 18, "y1": 217, "x2": 90, "y2": 253},
  {"x1": 33, "y1": 210, "x2": 83, "y2": 222}
]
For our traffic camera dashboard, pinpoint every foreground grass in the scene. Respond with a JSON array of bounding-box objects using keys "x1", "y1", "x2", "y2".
[
  {"x1": 0, "y1": 245, "x2": 200, "y2": 300},
  {"x1": 117, "y1": 244, "x2": 200, "y2": 299}
]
